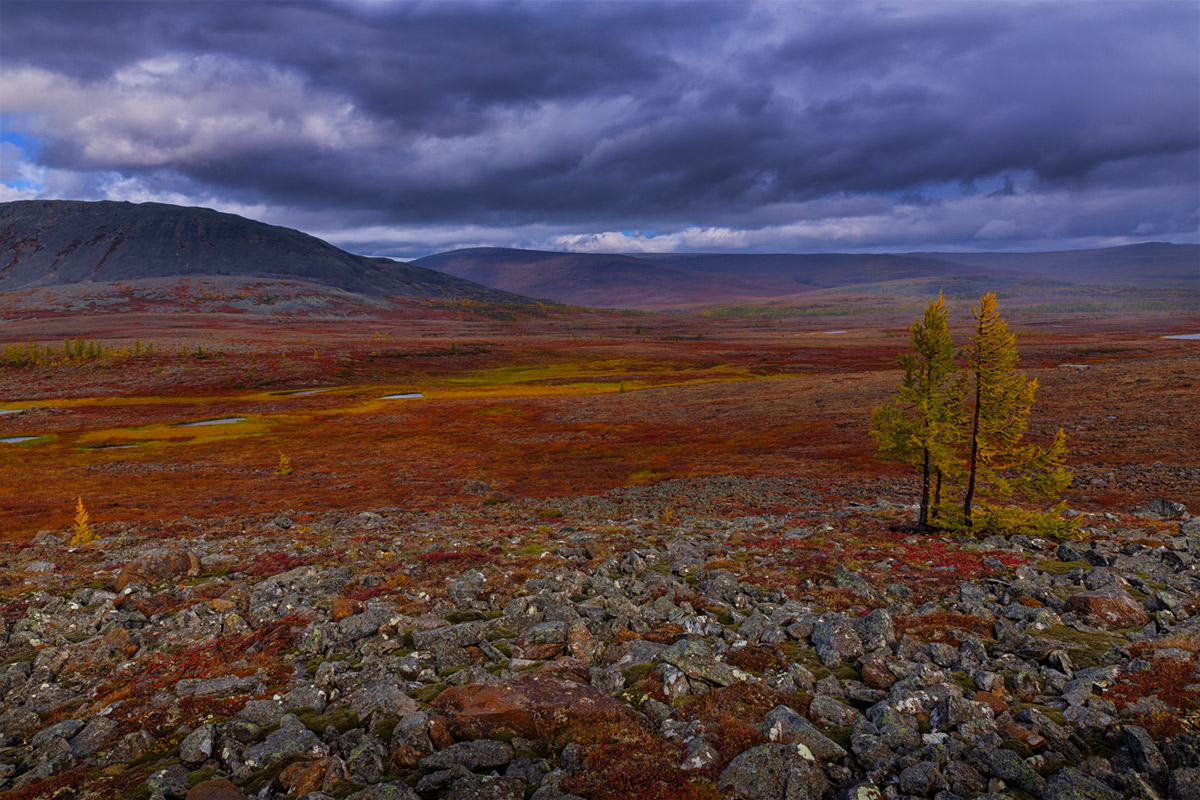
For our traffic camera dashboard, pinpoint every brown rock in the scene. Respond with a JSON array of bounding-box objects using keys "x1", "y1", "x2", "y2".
[
  {"x1": 279, "y1": 757, "x2": 346, "y2": 795},
  {"x1": 391, "y1": 744, "x2": 423, "y2": 769},
  {"x1": 102, "y1": 626, "x2": 138, "y2": 659},
  {"x1": 861, "y1": 658, "x2": 897, "y2": 690},
  {"x1": 431, "y1": 672, "x2": 638, "y2": 741},
  {"x1": 209, "y1": 599, "x2": 237, "y2": 613},
  {"x1": 331, "y1": 598, "x2": 363, "y2": 622},
  {"x1": 518, "y1": 642, "x2": 565, "y2": 660},
  {"x1": 567, "y1": 621, "x2": 598, "y2": 666},
  {"x1": 186, "y1": 779, "x2": 248, "y2": 800},
  {"x1": 973, "y1": 690, "x2": 1009, "y2": 714},
  {"x1": 217, "y1": 582, "x2": 251, "y2": 612},
  {"x1": 115, "y1": 547, "x2": 200, "y2": 592},
  {"x1": 1065, "y1": 588, "x2": 1150, "y2": 628},
  {"x1": 428, "y1": 714, "x2": 455, "y2": 750}
]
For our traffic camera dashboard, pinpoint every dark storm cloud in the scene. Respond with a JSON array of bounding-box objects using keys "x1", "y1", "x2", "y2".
[{"x1": 1, "y1": 0, "x2": 1196, "y2": 254}]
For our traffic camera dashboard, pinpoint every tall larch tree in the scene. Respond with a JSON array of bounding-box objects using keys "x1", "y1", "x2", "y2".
[
  {"x1": 962, "y1": 292, "x2": 1070, "y2": 526},
  {"x1": 871, "y1": 292, "x2": 964, "y2": 529}
]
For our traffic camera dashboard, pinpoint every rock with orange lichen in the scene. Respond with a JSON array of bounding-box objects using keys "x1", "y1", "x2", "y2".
[
  {"x1": 1065, "y1": 587, "x2": 1151, "y2": 627},
  {"x1": 432, "y1": 673, "x2": 638, "y2": 741}
]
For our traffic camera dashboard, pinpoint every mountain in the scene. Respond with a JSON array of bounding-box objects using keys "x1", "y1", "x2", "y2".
[
  {"x1": 910, "y1": 242, "x2": 1199, "y2": 284},
  {"x1": 416, "y1": 243, "x2": 1197, "y2": 309},
  {"x1": 412, "y1": 247, "x2": 806, "y2": 308},
  {"x1": 0, "y1": 200, "x2": 510, "y2": 300}
]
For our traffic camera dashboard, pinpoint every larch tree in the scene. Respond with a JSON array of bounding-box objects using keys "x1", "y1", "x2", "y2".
[
  {"x1": 871, "y1": 292, "x2": 964, "y2": 529},
  {"x1": 962, "y1": 292, "x2": 1070, "y2": 526}
]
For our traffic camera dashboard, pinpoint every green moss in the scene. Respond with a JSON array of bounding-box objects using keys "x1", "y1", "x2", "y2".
[
  {"x1": 1, "y1": 649, "x2": 36, "y2": 666},
  {"x1": 620, "y1": 664, "x2": 655, "y2": 686},
  {"x1": 831, "y1": 665, "x2": 860, "y2": 682},
  {"x1": 445, "y1": 610, "x2": 485, "y2": 624},
  {"x1": 295, "y1": 705, "x2": 360, "y2": 734},
  {"x1": 1031, "y1": 625, "x2": 1134, "y2": 668},
  {"x1": 330, "y1": 779, "x2": 365, "y2": 798},
  {"x1": 411, "y1": 682, "x2": 449, "y2": 705},
  {"x1": 817, "y1": 723, "x2": 852, "y2": 751},
  {"x1": 950, "y1": 671, "x2": 976, "y2": 694},
  {"x1": 187, "y1": 768, "x2": 219, "y2": 786},
  {"x1": 484, "y1": 610, "x2": 503, "y2": 620},
  {"x1": 439, "y1": 664, "x2": 468, "y2": 678},
  {"x1": 487, "y1": 627, "x2": 518, "y2": 641},
  {"x1": 372, "y1": 717, "x2": 399, "y2": 743}
]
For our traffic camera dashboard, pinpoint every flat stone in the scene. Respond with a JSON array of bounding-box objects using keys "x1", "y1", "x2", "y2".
[
  {"x1": 1066, "y1": 588, "x2": 1150, "y2": 628},
  {"x1": 432, "y1": 673, "x2": 637, "y2": 741}
]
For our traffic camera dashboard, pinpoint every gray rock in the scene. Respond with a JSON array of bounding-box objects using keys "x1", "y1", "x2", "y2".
[
  {"x1": 1132, "y1": 499, "x2": 1188, "y2": 520},
  {"x1": 1169, "y1": 768, "x2": 1200, "y2": 800},
  {"x1": 30, "y1": 718, "x2": 86, "y2": 748},
  {"x1": 282, "y1": 683, "x2": 328, "y2": 713},
  {"x1": 1122, "y1": 725, "x2": 1169, "y2": 783},
  {"x1": 179, "y1": 723, "x2": 215, "y2": 765},
  {"x1": 808, "y1": 695, "x2": 860, "y2": 728},
  {"x1": 243, "y1": 713, "x2": 327, "y2": 769},
  {"x1": 761, "y1": 705, "x2": 847, "y2": 761},
  {"x1": 239, "y1": 699, "x2": 285, "y2": 726},
  {"x1": 146, "y1": 763, "x2": 190, "y2": 798},
  {"x1": 718, "y1": 743, "x2": 830, "y2": 800},
  {"x1": 68, "y1": 714, "x2": 118, "y2": 762},
  {"x1": 175, "y1": 674, "x2": 264, "y2": 697},
  {"x1": 811, "y1": 615, "x2": 863, "y2": 667},
  {"x1": 985, "y1": 747, "x2": 1046, "y2": 796},
  {"x1": 661, "y1": 638, "x2": 743, "y2": 687},
  {"x1": 349, "y1": 681, "x2": 419, "y2": 723},
  {"x1": 345, "y1": 783, "x2": 421, "y2": 800},
  {"x1": 898, "y1": 761, "x2": 947, "y2": 796},
  {"x1": 419, "y1": 739, "x2": 515, "y2": 771}
]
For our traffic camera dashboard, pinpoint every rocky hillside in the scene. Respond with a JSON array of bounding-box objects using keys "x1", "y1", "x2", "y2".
[
  {"x1": 1, "y1": 483, "x2": 1197, "y2": 800},
  {"x1": 0, "y1": 201, "x2": 512, "y2": 301}
]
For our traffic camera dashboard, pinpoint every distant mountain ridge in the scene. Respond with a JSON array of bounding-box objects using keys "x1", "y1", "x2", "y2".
[
  {"x1": 416, "y1": 242, "x2": 1197, "y2": 309},
  {"x1": 0, "y1": 200, "x2": 510, "y2": 301}
]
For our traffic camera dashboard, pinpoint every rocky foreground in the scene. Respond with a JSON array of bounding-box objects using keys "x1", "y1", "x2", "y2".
[{"x1": 1, "y1": 486, "x2": 1198, "y2": 800}]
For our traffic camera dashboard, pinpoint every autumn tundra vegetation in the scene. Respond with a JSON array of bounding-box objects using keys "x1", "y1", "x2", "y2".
[{"x1": 0, "y1": 210, "x2": 1197, "y2": 799}]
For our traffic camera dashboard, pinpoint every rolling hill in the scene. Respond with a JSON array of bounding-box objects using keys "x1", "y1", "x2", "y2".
[{"x1": 0, "y1": 200, "x2": 511, "y2": 301}]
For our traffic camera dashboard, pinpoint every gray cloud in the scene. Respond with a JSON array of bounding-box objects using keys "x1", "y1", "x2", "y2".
[{"x1": 1, "y1": 0, "x2": 1196, "y2": 256}]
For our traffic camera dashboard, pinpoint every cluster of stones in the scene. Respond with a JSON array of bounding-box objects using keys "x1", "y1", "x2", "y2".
[{"x1": 0, "y1": 501, "x2": 1197, "y2": 800}]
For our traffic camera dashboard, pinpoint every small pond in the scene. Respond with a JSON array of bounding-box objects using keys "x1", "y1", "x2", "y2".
[
  {"x1": 0, "y1": 409, "x2": 21, "y2": 416},
  {"x1": 380, "y1": 393, "x2": 425, "y2": 400},
  {"x1": 176, "y1": 417, "x2": 246, "y2": 427},
  {"x1": 1, "y1": 436, "x2": 39, "y2": 444},
  {"x1": 1163, "y1": 333, "x2": 1200, "y2": 340}
]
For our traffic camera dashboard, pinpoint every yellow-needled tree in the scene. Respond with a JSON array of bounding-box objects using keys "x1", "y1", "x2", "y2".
[
  {"x1": 871, "y1": 292, "x2": 965, "y2": 529},
  {"x1": 962, "y1": 292, "x2": 1071, "y2": 527}
]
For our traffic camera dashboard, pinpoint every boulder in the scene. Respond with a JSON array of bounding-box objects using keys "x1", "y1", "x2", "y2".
[
  {"x1": 432, "y1": 673, "x2": 637, "y2": 741},
  {"x1": 1066, "y1": 588, "x2": 1150, "y2": 627},
  {"x1": 718, "y1": 743, "x2": 830, "y2": 800},
  {"x1": 115, "y1": 547, "x2": 200, "y2": 591}
]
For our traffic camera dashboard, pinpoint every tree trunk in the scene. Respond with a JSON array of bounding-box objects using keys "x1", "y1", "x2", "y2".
[
  {"x1": 931, "y1": 469, "x2": 943, "y2": 522},
  {"x1": 964, "y1": 373, "x2": 982, "y2": 527},
  {"x1": 919, "y1": 448, "x2": 930, "y2": 528}
]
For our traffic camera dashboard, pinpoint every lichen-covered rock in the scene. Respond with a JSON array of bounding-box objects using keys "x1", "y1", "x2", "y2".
[
  {"x1": 1066, "y1": 588, "x2": 1151, "y2": 627},
  {"x1": 432, "y1": 673, "x2": 637, "y2": 741},
  {"x1": 115, "y1": 547, "x2": 200, "y2": 591},
  {"x1": 718, "y1": 743, "x2": 830, "y2": 800}
]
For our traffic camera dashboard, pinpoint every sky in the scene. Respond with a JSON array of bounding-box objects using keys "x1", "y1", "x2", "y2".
[{"x1": 1, "y1": 1, "x2": 1197, "y2": 258}]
